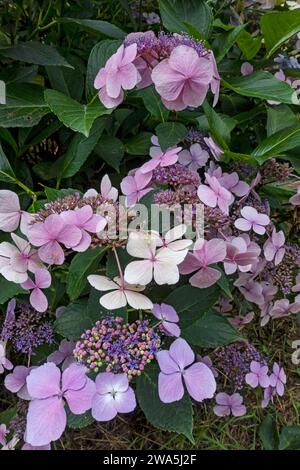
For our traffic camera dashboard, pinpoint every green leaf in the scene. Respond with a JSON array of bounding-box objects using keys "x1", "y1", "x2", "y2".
[
  {"x1": 94, "y1": 136, "x2": 124, "y2": 171},
  {"x1": 0, "y1": 143, "x2": 16, "y2": 183},
  {"x1": 0, "y1": 277, "x2": 26, "y2": 304},
  {"x1": 166, "y1": 284, "x2": 220, "y2": 318},
  {"x1": 252, "y1": 126, "x2": 300, "y2": 163},
  {"x1": 138, "y1": 86, "x2": 170, "y2": 122},
  {"x1": 44, "y1": 89, "x2": 111, "y2": 137},
  {"x1": 279, "y1": 426, "x2": 300, "y2": 450},
  {"x1": 222, "y1": 71, "x2": 300, "y2": 105},
  {"x1": 202, "y1": 100, "x2": 235, "y2": 148},
  {"x1": 0, "y1": 129, "x2": 18, "y2": 154},
  {"x1": 67, "y1": 247, "x2": 107, "y2": 301},
  {"x1": 136, "y1": 365, "x2": 194, "y2": 442},
  {"x1": 52, "y1": 117, "x2": 107, "y2": 179},
  {"x1": 0, "y1": 41, "x2": 72, "y2": 67},
  {"x1": 46, "y1": 60, "x2": 84, "y2": 101},
  {"x1": 67, "y1": 409, "x2": 94, "y2": 429},
  {"x1": 54, "y1": 303, "x2": 91, "y2": 340},
  {"x1": 124, "y1": 132, "x2": 152, "y2": 155},
  {"x1": 59, "y1": 18, "x2": 125, "y2": 39},
  {"x1": 236, "y1": 30, "x2": 261, "y2": 60},
  {"x1": 0, "y1": 407, "x2": 17, "y2": 426},
  {"x1": 44, "y1": 187, "x2": 79, "y2": 202},
  {"x1": 181, "y1": 310, "x2": 241, "y2": 347},
  {"x1": 259, "y1": 415, "x2": 279, "y2": 450},
  {"x1": 261, "y1": 9, "x2": 300, "y2": 58},
  {"x1": 214, "y1": 25, "x2": 245, "y2": 62},
  {"x1": 0, "y1": 83, "x2": 49, "y2": 128},
  {"x1": 266, "y1": 105, "x2": 298, "y2": 136},
  {"x1": 159, "y1": 0, "x2": 213, "y2": 39},
  {"x1": 156, "y1": 122, "x2": 186, "y2": 151},
  {"x1": 86, "y1": 40, "x2": 121, "y2": 101}
]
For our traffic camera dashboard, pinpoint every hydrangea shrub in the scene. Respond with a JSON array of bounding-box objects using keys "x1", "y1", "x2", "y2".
[{"x1": 0, "y1": 0, "x2": 300, "y2": 450}]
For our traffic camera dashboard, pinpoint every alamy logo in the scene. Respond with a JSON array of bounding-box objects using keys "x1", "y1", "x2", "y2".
[
  {"x1": 0, "y1": 80, "x2": 6, "y2": 104},
  {"x1": 292, "y1": 340, "x2": 300, "y2": 365}
]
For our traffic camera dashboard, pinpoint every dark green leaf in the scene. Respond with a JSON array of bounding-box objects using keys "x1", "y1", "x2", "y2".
[
  {"x1": 236, "y1": 30, "x2": 261, "y2": 60},
  {"x1": 202, "y1": 100, "x2": 235, "y2": 148},
  {"x1": 0, "y1": 83, "x2": 49, "y2": 128},
  {"x1": 261, "y1": 9, "x2": 300, "y2": 58},
  {"x1": 0, "y1": 143, "x2": 16, "y2": 183},
  {"x1": 67, "y1": 247, "x2": 107, "y2": 301},
  {"x1": 52, "y1": 117, "x2": 107, "y2": 180},
  {"x1": 54, "y1": 303, "x2": 91, "y2": 340},
  {"x1": 138, "y1": 86, "x2": 170, "y2": 122},
  {"x1": 252, "y1": 126, "x2": 300, "y2": 163},
  {"x1": 0, "y1": 277, "x2": 26, "y2": 304},
  {"x1": 124, "y1": 132, "x2": 152, "y2": 155},
  {"x1": 0, "y1": 41, "x2": 72, "y2": 68},
  {"x1": 215, "y1": 25, "x2": 245, "y2": 62},
  {"x1": 279, "y1": 426, "x2": 300, "y2": 450},
  {"x1": 259, "y1": 415, "x2": 279, "y2": 450},
  {"x1": 181, "y1": 310, "x2": 241, "y2": 347},
  {"x1": 136, "y1": 365, "x2": 194, "y2": 442},
  {"x1": 166, "y1": 284, "x2": 220, "y2": 318},
  {"x1": 94, "y1": 136, "x2": 124, "y2": 171},
  {"x1": 67, "y1": 409, "x2": 94, "y2": 429},
  {"x1": 156, "y1": 122, "x2": 186, "y2": 151},
  {"x1": 59, "y1": 18, "x2": 125, "y2": 39},
  {"x1": 222, "y1": 71, "x2": 299, "y2": 105},
  {"x1": 159, "y1": 0, "x2": 213, "y2": 39},
  {"x1": 266, "y1": 105, "x2": 298, "y2": 136},
  {"x1": 44, "y1": 89, "x2": 112, "y2": 137}
]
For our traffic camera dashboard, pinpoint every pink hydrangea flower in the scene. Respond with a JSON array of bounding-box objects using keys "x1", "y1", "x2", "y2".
[
  {"x1": 121, "y1": 170, "x2": 153, "y2": 206},
  {"x1": 197, "y1": 355, "x2": 218, "y2": 378},
  {"x1": 197, "y1": 173, "x2": 233, "y2": 215},
  {"x1": 94, "y1": 44, "x2": 139, "y2": 108},
  {"x1": 203, "y1": 137, "x2": 223, "y2": 161},
  {"x1": 234, "y1": 276, "x2": 265, "y2": 305},
  {"x1": 140, "y1": 137, "x2": 182, "y2": 174},
  {"x1": 25, "y1": 363, "x2": 96, "y2": 446},
  {"x1": 269, "y1": 363, "x2": 286, "y2": 396},
  {"x1": 151, "y1": 45, "x2": 213, "y2": 111},
  {"x1": 152, "y1": 303, "x2": 180, "y2": 337},
  {"x1": 213, "y1": 392, "x2": 246, "y2": 417},
  {"x1": 245, "y1": 361, "x2": 270, "y2": 388},
  {"x1": 83, "y1": 174, "x2": 118, "y2": 202},
  {"x1": 218, "y1": 171, "x2": 249, "y2": 197},
  {"x1": 88, "y1": 275, "x2": 153, "y2": 310},
  {"x1": 263, "y1": 228, "x2": 285, "y2": 265},
  {"x1": 229, "y1": 312, "x2": 255, "y2": 329},
  {"x1": 0, "y1": 342, "x2": 13, "y2": 374},
  {"x1": 0, "y1": 190, "x2": 34, "y2": 234},
  {"x1": 91, "y1": 372, "x2": 136, "y2": 422},
  {"x1": 179, "y1": 238, "x2": 226, "y2": 288},
  {"x1": 61, "y1": 206, "x2": 107, "y2": 252},
  {"x1": 27, "y1": 214, "x2": 82, "y2": 265},
  {"x1": 124, "y1": 231, "x2": 187, "y2": 286},
  {"x1": 0, "y1": 234, "x2": 41, "y2": 284},
  {"x1": 178, "y1": 143, "x2": 209, "y2": 171},
  {"x1": 159, "y1": 224, "x2": 193, "y2": 252},
  {"x1": 290, "y1": 186, "x2": 300, "y2": 205},
  {"x1": 261, "y1": 385, "x2": 277, "y2": 408},
  {"x1": 241, "y1": 62, "x2": 254, "y2": 76},
  {"x1": 157, "y1": 338, "x2": 216, "y2": 403},
  {"x1": 5, "y1": 365, "x2": 33, "y2": 400},
  {"x1": 234, "y1": 206, "x2": 270, "y2": 235},
  {"x1": 224, "y1": 236, "x2": 259, "y2": 275},
  {"x1": 269, "y1": 299, "x2": 300, "y2": 318},
  {"x1": 21, "y1": 268, "x2": 51, "y2": 313},
  {"x1": 47, "y1": 339, "x2": 76, "y2": 371}
]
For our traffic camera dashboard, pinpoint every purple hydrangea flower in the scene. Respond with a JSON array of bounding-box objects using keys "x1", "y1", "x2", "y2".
[
  {"x1": 269, "y1": 362, "x2": 286, "y2": 396},
  {"x1": 245, "y1": 361, "x2": 270, "y2": 389},
  {"x1": 152, "y1": 303, "x2": 180, "y2": 337},
  {"x1": 157, "y1": 337, "x2": 216, "y2": 403},
  {"x1": 213, "y1": 392, "x2": 246, "y2": 417},
  {"x1": 91, "y1": 372, "x2": 136, "y2": 422}
]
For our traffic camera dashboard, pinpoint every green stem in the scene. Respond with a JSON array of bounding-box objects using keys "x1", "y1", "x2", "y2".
[{"x1": 15, "y1": 179, "x2": 37, "y2": 201}]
